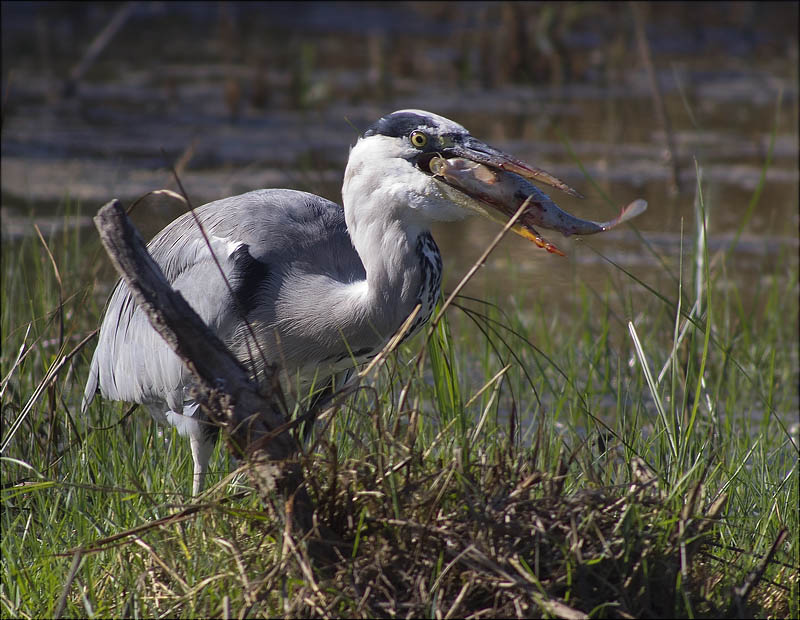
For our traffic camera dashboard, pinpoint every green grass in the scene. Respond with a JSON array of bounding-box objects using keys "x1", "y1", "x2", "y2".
[{"x1": 1, "y1": 166, "x2": 797, "y2": 618}]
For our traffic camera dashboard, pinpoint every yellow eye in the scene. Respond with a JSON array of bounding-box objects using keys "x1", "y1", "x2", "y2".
[{"x1": 410, "y1": 130, "x2": 428, "y2": 148}]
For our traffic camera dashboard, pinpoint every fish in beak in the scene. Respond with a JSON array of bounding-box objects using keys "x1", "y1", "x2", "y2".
[{"x1": 430, "y1": 139, "x2": 646, "y2": 255}]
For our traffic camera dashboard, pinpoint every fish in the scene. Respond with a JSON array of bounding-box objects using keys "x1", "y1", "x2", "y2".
[{"x1": 430, "y1": 156, "x2": 647, "y2": 255}]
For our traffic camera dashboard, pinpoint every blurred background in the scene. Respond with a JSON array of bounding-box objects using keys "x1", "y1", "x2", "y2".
[{"x1": 2, "y1": 1, "x2": 798, "y2": 309}]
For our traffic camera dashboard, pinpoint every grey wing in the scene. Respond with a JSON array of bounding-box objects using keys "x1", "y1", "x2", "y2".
[{"x1": 82, "y1": 189, "x2": 363, "y2": 413}]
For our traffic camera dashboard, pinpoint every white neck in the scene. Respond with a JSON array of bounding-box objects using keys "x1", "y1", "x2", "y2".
[
  {"x1": 341, "y1": 141, "x2": 428, "y2": 334},
  {"x1": 338, "y1": 135, "x2": 473, "y2": 342}
]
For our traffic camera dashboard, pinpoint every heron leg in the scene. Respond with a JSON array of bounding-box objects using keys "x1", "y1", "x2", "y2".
[{"x1": 189, "y1": 433, "x2": 216, "y2": 495}]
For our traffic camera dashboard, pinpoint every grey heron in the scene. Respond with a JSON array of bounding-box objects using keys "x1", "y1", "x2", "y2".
[{"x1": 82, "y1": 109, "x2": 593, "y2": 495}]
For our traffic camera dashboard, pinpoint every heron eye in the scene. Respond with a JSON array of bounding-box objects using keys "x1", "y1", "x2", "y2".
[{"x1": 409, "y1": 131, "x2": 428, "y2": 148}]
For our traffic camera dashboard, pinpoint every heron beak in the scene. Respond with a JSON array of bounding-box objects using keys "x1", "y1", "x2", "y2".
[{"x1": 449, "y1": 137, "x2": 584, "y2": 199}]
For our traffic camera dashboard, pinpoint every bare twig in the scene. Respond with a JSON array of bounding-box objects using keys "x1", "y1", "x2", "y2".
[
  {"x1": 53, "y1": 549, "x2": 83, "y2": 618},
  {"x1": 61, "y1": 2, "x2": 138, "y2": 98},
  {"x1": 160, "y1": 153, "x2": 277, "y2": 407},
  {"x1": 630, "y1": 1, "x2": 680, "y2": 194},
  {"x1": 430, "y1": 195, "x2": 533, "y2": 332},
  {"x1": 729, "y1": 527, "x2": 789, "y2": 616}
]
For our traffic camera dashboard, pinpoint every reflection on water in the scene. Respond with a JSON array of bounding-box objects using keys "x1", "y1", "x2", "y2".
[{"x1": 2, "y1": 2, "x2": 797, "y2": 310}]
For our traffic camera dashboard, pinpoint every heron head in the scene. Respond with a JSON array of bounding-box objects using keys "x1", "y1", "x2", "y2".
[{"x1": 344, "y1": 109, "x2": 581, "y2": 243}]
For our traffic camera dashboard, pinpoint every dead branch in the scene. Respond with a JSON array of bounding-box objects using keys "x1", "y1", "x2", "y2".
[{"x1": 93, "y1": 199, "x2": 312, "y2": 531}]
